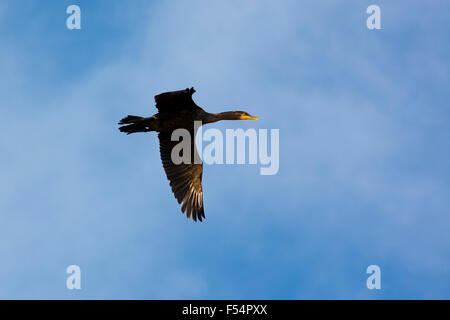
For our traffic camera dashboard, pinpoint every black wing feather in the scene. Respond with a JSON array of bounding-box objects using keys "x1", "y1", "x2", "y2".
[
  {"x1": 158, "y1": 132, "x2": 205, "y2": 221},
  {"x1": 154, "y1": 87, "x2": 197, "y2": 114}
]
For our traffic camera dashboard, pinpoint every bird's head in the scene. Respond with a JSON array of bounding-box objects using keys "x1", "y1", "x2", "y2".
[
  {"x1": 205, "y1": 111, "x2": 259, "y2": 123},
  {"x1": 237, "y1": 111, "x2": 259, "y2": 120},
  {"x1": 216, "y1": 111, "x2": 258, "y2": 121}
]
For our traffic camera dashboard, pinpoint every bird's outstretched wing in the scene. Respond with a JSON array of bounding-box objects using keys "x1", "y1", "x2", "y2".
[
  {"x1": 154, "y1": 87, "x2": 197, "y2": 114},
  {"x1": 158, "y1": 132, "x2": 205, "y2": 221}
]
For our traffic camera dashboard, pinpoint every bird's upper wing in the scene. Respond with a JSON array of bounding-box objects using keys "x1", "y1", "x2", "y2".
[
  {"x1": 158, "y1": 132, "x2": 205, "y2": 221},
  {"x1": 154, "y1": 87, "x2": 198, "y2": 114}
]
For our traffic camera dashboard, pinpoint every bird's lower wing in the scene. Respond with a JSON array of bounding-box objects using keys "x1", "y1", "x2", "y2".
[{"x1": 158, "y1": 132, "x2": 205, "y2": 221}]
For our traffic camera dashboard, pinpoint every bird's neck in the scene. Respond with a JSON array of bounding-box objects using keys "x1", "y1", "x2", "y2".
[{"x1": 204, "y1": 112, "x2": 239, "y2": 124}]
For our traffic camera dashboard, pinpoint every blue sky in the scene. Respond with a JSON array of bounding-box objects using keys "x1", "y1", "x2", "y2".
[{"x1": 0, "y1": 0, "x2": 449, "y2": 299}]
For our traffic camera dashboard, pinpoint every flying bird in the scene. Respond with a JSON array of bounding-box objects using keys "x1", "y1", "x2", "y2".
[{"x1": 118, "y1": 87, "x2": 258, "y2": 222}]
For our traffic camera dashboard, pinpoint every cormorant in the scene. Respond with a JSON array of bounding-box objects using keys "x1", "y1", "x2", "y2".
[{"x1": 118, "y1": 87, "x2": 258, "y2": 222}]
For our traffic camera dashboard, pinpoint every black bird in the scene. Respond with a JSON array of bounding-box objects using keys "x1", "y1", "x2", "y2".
[{"x1": 118, "y1": 87, "x2": 258, "y2": 222}]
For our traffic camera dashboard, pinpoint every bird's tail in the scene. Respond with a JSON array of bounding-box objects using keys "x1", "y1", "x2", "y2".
[
  {"x1": 118, "y1": 115, "x2": 147, "y2": 135},
  {"x1": 119, "y1": 115, "x2": 144, "y2": 125}
]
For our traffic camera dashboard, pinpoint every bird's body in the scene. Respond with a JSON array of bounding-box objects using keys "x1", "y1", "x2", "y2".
[{"x1": 118, "y1": 87, "x2": 257, "y2": 222}]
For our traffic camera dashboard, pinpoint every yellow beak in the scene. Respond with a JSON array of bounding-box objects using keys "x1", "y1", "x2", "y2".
[{"x1": 240, "y1": 114, "x2": 259, "y2": 120}]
